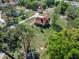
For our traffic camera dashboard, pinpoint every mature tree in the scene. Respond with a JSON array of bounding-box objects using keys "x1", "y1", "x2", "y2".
[
  {"x1": 65, "y1": 5, "x2": 79, "y2": 20},
  {"x1": 16, "y1": 24, "x2": 35, "y2": 59},
  {"x1": 60, "y1": 2, "x2": 69, "y2": 15},
  {"x1": 19, "y1": 0, "x2": 28, "y2": 6},
  {"x1": 66, "y1": 7, "x2": 79, "y2": 29},
  {"x1": 47, "y1": 29, "x2": 79, "y2": 59},
  {"x1": 73, "y1": 18, "x2": 79, "y2": 28},
  {"x1": 0, "y1": 24, "x2": 35, "y2": 59},
  {"x1": 46, "y1": 0, "x2": 55, "y2": 7},
  {"x1": 52, "y1": 4, "x2": 61, "y2": 25}
]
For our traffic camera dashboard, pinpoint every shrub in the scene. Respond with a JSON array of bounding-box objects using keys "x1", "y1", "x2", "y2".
[
  {"x1": 66, "y1": 6, "x2": 79, "y2": 20},
  {"x1": 73, "y1": 18, "x2": 79, "y2": 28},
  {"x1": 46, "y1": 0, "x2": 55, "y2": 7},
  {"x1": 65, "y1": 5, "x2": 77, "y2": 20},
  {"x1": 31, "y1": 1, "x2": 39, "y2": 11},
  {"x1": 19, "y1": 0, "x2": 27, "y2": 6},
  {"x1": 31, "y1": 1, "x2": 46, "y2": 11},
  {"x1": 60, "y1": 2, "x2": 70, "y2": 15},
  {"x1": 25, "y1": 0, "x2": 32, "y2": 9},
  {"x1": 64, "y1": 49, "x2": 79, "y2": 59}
]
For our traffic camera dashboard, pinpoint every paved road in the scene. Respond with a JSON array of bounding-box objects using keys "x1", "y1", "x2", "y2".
[{"x1": 64, "y1": 0, "x2": 79, "y2": 7}]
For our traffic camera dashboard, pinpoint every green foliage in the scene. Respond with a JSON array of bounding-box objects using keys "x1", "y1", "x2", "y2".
[
  {"x1": 75, "y1": 8, "x2": 79, "y2": 17},
  {"x1": 66, "y1": 6, "x2": 79, "y2": 20},
  {"x1": 46, "y1": 0, "x2": 55, "y2": 7},
  {"x1": 26, "y1": 0, "x2": 46, "y2": 10},
  {"x1": 64, "y1": 49, "x2": 79, "y2": 59},
  {"x1": 25, "y1": 1, "x2": 32, "y2": 9},
  {"x1": 66, "y1": 7, "x2": 79, "y2": 29},
  {"x1": 52, "y1": 4, "x2": 61, "y2": 25},
  {"x1": 47, "y1": 29, "x2": 79, "y2": 59},
  {"x1": 0, "y1": 24, "x2": 35, "y2": 59},
  {"x1": 19, "y1": 0, "x2": 46, "y2": 10},
  {"x1": 60, "y1": 2, "x2": 70, "y2": 15},
  {"x1": 73, "y1": 18, "x2": 79, "y2": 28},
  {"x1": 0, "y1": 29, "x2": 20, "y2": 52},
  {"x1": 19, "y1": 0, "x2": 27, "y2": 6},
  {"x1": 31, "y1": 1, "x2": 40, "y2": 11},
  {"x1": 66, "y1": 5, "x2": 76, "y2": 20}
]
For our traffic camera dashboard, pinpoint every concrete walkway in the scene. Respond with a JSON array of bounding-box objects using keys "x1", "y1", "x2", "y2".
[{"x1": 9, "y1": 12, "x2": 40, "y2": 29}]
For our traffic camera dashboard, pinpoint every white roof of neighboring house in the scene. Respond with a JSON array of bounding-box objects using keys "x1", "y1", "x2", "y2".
[
  {"x1": 0, "y1": 18, "x2": 5, "y2": 23},
  {"x1": 9, "y1": 25, "x2": 16, "y2": 29},
  {"x1": 0, "y1": 53, "x2": 5, "y2": 59},
  {"x1": 0, "y1": 11, "x2": 6, "y2": 24}
]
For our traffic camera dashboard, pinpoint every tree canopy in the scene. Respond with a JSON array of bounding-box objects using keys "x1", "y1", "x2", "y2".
[{"x1": 47, "y1": 29, "x2": 79, "y2": 59}]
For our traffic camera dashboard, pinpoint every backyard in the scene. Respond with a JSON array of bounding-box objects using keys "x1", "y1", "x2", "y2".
[{"x1": 0, "y1": 0, "x2": 79, "y2": 59}]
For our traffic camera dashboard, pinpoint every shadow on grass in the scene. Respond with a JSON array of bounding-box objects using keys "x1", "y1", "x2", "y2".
[
  {"x1": 35, "y1": 24, "x2": 51, "y2": 29},
  {"x1": 52, "y1": 24, "x2": 63, "y2": 32}
]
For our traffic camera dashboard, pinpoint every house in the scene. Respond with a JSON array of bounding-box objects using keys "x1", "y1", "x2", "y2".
[
  {"x1": 34, "y1": 12, "x2": 50, "y2": 27},
  {"x1": 0, "y1": 53, "x2": 8, "y2": 59},
  {"x1": 0, "y1": 11, "x2": 6, "y2": 27}
]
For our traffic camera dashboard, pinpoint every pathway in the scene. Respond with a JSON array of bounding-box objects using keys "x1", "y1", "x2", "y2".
[{"x1": 9, "y1": 12, "x2": 40, "y2": 29}]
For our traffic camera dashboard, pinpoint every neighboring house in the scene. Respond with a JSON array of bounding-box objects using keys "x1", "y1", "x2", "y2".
[
  {"x1": 0, "y1": 11, "x2": 6, "y2": 27},
  {"x1": 0, "y1": 0, "x2": 18, "y2": 3},
  {"x1": 0, "y1": 0, "x2": 19, "y2": 7},
  {"x1": 0, "y1": 18, "x2": 5, "y2": 25},
  {"x1": 0, "y1": 53, "x2": 9, "y2": 59},
  {"x1": 8, "y1": 0, "x2": 19, "y2": 5}
]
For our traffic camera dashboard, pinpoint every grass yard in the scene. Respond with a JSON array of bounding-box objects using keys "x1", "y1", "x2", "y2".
[{"x1": 1, "y1": 5, "x2": 68, "y2": 59}]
